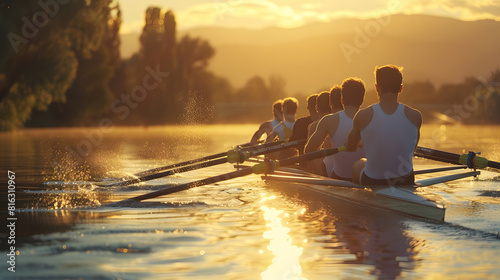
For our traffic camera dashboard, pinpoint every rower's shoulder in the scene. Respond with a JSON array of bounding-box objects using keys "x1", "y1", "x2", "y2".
[
  {"x1": 403, "y1": 104, "x2": 422, "y2": 127},
  {"x1": 292, "y1": 116, "x2": 310, "y2": 127},
  {"x1": 403, "y1": 104, "x2": 421, "y2": 115},
  {"x1": 259, "y1": 120, "x2": 273, "y2": 129},
  {"x1": 353, "y1": 106, "x2": 374, "y2": 127},
  {"x1": 354, "y1": 105, "x2": 373, "y2": 122},
  {"x1": 308, "y1": 120, "x2": 319, "y2": 134},
  {"x1": 356, "y1": 105, "x2": 374, "y2": 116},
  {"x1": 320, "y1": 112, "x2": 339, "y2": 124}
]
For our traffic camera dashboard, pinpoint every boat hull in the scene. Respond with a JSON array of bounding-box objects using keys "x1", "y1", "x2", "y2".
[{"x1": 263, "y1": 169, "x2": 445, "y2": 222}]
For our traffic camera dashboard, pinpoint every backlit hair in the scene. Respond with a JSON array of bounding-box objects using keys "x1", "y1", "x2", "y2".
[
  {"x1": 283, "y1": 97, "x2": 299, "y2": 115},
  {"x1": 374, "y1": 64, "x2": 404, "y2": 94},
  {"x1": 306, "y1": 94, "x2": 318, "y2": 111},
  {"x1": 341, "y1": 77, "x2": 365, "y2": 107},
  {"x1": 272, "y1": 99, "x2": 283, "y2": 113},
  {"x1": 330, "y1": 85, "x2": 342, "y2": 111},
  {"x1": 316, "y1": 91, "x2": 332, "y2": 114}
]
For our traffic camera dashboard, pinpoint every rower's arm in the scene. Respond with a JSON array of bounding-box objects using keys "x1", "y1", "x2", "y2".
[
  {"x1": 404, "y1": 105, "x2": 422, "y2": 148},
  {"x1": 345, "y1": 112, "x2": 363, "y2": 152},
  {"x1": 251, "y1": 122, "x2": 271, "y2": 144},
  {"x1": 265, "y1": 131, "x2": 278, "y2": 143},
  {"x1": 304, "y1": 117, "x2": 329, "y2": 153}
]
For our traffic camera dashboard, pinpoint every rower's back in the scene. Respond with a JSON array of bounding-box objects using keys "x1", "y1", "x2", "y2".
[
  {"x1": 346, "y1": 64, "x2": 422, "y2": 186},
  {"x1": 361, "y1": 103, "x2": 418, "y2": 181}
]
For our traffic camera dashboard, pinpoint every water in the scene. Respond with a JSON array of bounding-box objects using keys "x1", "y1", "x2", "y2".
[{"x1": 1, "y1": 124, "x2": 500, "y2": 279}]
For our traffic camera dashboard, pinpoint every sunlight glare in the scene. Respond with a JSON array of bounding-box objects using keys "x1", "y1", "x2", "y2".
[{"x1": 260, "y1": 206, "x2": 307, "y2": 280}]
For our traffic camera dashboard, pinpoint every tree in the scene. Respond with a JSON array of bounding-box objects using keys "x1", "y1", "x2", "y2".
[
  {"x1": 123, "y1": 8, "x2": 218, "y2": 125},
  {"x1": 237, "y1": 76, "x2": 268, "y2": 102},
  {"x1": 50, "y1": 1, "x2": 122, "y2": 126},
  {"x1": 0, "y1": 0, "x2": 121, "y2": 130},
  {"x1": 400, "y1": 80, "x2": 436, "y2": 105},
  {"x1": 236, "y1": 75, "x2": 288, "y2": 102}
]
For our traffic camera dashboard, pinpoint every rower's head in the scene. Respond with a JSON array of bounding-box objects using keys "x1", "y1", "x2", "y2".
[
  {"x1": 330, "y1": 85, "x2": 343, "y2": 113},
  {"x1": 341, "y1": 77, "x2": 365, "y2": 108},
  {"x1": 306, "y1": 93, "x2": 319, "y2": 121},
  {"x1": 272, "y1": 99, "x2": 284, "y2": 121},
  {"x1": 306, "y1": 93, "x2": 318, "y2": 112},
  {"x1": 316, "y1": 91, "x2": 332, "y2": 116},
  {"x1": 374, "y1": 65, "x2": 404, "y2": 95},
  {"x1": 283, "y1": 97, "x2": 299, "y2": 119}
]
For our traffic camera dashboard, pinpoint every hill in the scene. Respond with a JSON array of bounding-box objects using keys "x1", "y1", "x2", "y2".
[{"x1": 120, "y1": 14, "x2": 500, "y2": 94}]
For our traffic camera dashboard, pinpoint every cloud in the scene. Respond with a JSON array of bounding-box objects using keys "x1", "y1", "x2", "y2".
[
  {"x1": 175, "y1": 0, "x2": 405, "y2": 29},
  {"x1": 403, "y1": 0, "x2": 500, "y2": 20},
  {"x1": 119, "y1": 0, "x2": 500, "y2": 34}
]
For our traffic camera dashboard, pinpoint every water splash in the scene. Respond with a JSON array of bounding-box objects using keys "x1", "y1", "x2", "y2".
[{"x1": 32, "y1": 184, "x2": 104, "y2": 209}]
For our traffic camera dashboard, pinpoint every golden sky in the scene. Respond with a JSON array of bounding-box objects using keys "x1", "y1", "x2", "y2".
[{"x1": 118, "y1": 0, "x2": 500, "y2": 33}]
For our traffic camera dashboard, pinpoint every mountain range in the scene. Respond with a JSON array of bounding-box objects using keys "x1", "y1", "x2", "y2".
[{"x1": 120, "y1": 14, "x2": 500, "y2": 94}]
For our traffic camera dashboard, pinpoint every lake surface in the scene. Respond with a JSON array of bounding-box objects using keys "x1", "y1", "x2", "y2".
[{"x1": 1, "y1": 124, "x2": 499, "y2": 279}]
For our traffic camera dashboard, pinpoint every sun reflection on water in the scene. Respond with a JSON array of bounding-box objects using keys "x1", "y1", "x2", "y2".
[{"x1": 260, "y1": 199, "x2": 308, "y2": 280}]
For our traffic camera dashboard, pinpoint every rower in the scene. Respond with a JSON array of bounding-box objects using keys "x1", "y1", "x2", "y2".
[
  {"x1": 250, "y1": 99, "x2": 284, "y2": 144},
  {"x1": 306, "y1": 90, "x2": 333, "y2": 176},
  {"x1": 330, "y1": 85, "x2": 343, "y2": 114},
  {"x1": 308, "y1": 90, "x2": 332, "y2": 140},
  {"x1": 345, "y1": 65, "x2": 422, "y2": 186},
  {"x1": 288, "y1": 94, "x2": 319, "y2": 154},
  {"x1": 266, "y1": 97, "x2": 299, "y2": 143},
  {"x1": 266, "y1": 97, "x2": 299, "y2": 159},
  {"x1": 305, "y1": 78, "x2": 366, "y2": 179}
]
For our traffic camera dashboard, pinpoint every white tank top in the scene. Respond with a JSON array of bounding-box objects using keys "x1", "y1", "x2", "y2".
[
  {"x1": 270, "y1": 119, "x2": 280, "y2": 130},
  {"x1": 273, "y1": 120, "x2": 294, "y2": 140},
  {"x1": 360, "y1": 103, "x2": 418, "y2": 179},
  {"x1": 324, "y1": 111, "x2": 365, "y2": 178}
]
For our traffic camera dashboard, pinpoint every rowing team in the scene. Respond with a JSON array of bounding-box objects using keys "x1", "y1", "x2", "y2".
[{"x1": 250, "y1": 64, "x2": 421, "y2": 187}]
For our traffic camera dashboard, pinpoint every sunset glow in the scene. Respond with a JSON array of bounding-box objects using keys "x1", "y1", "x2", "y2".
[{"x1": 118, "y1": 0, "x2": 500, "y2": 33}]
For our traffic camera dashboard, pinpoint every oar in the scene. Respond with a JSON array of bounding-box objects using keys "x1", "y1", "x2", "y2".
[
  {"x1": 134, "y1": 140, "x2": 280, "y2": 177},
  {"x1": 415, "y1": 146, "x2": 500, "y2": 170},
  {"x1": 102, "y1": 139, "x2": 305, "y2": 187},
  {"x1": 113, "y1": 146, "x2": 347, "y2": 203},
  {"x1": 414, "y1": 165, "x2": 467, "y2": 175},
  {"x1": 416, "y1": 171, "x2": 480, "y2": 186}
]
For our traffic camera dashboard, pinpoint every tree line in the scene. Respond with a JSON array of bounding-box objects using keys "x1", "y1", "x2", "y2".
[
  {"x1": 0, "y1": 1, "x2": 499, "y2": 130},
  {"x1": 0, "y1": 2, "x2": 286, "y2": 130}
]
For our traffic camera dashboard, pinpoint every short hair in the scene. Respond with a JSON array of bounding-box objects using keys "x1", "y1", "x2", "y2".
[
  {"x1": 330, "y1": 85, "x2": 342, "y2": 111},
  {"x1": 283, "y1": 97, "x2": 299, "y2": 115},
  {"x1": 341, "y1": 77, "x2": 365, "y2": 107},
  {"x1": 306, "y1": 94, "x2": 318, "y2": 111},
  {"x1": 272, "y1": 99, "x2": 283, "y2": 113},
  {"x1": 375, "y1": 65, "x2": 403, "y2": 94},
  {"x1": 316, "y1": 91, "x2": 332, "y2": 114}
]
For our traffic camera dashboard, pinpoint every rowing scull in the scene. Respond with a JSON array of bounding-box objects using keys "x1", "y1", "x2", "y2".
[{"x1": 262, "y1": 167, "x2": 480, "y2": 222}]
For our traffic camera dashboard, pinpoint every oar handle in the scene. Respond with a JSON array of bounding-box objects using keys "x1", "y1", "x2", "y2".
[{"x1": 226, "y1": 139, "x2": 305, "y2": 163}]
